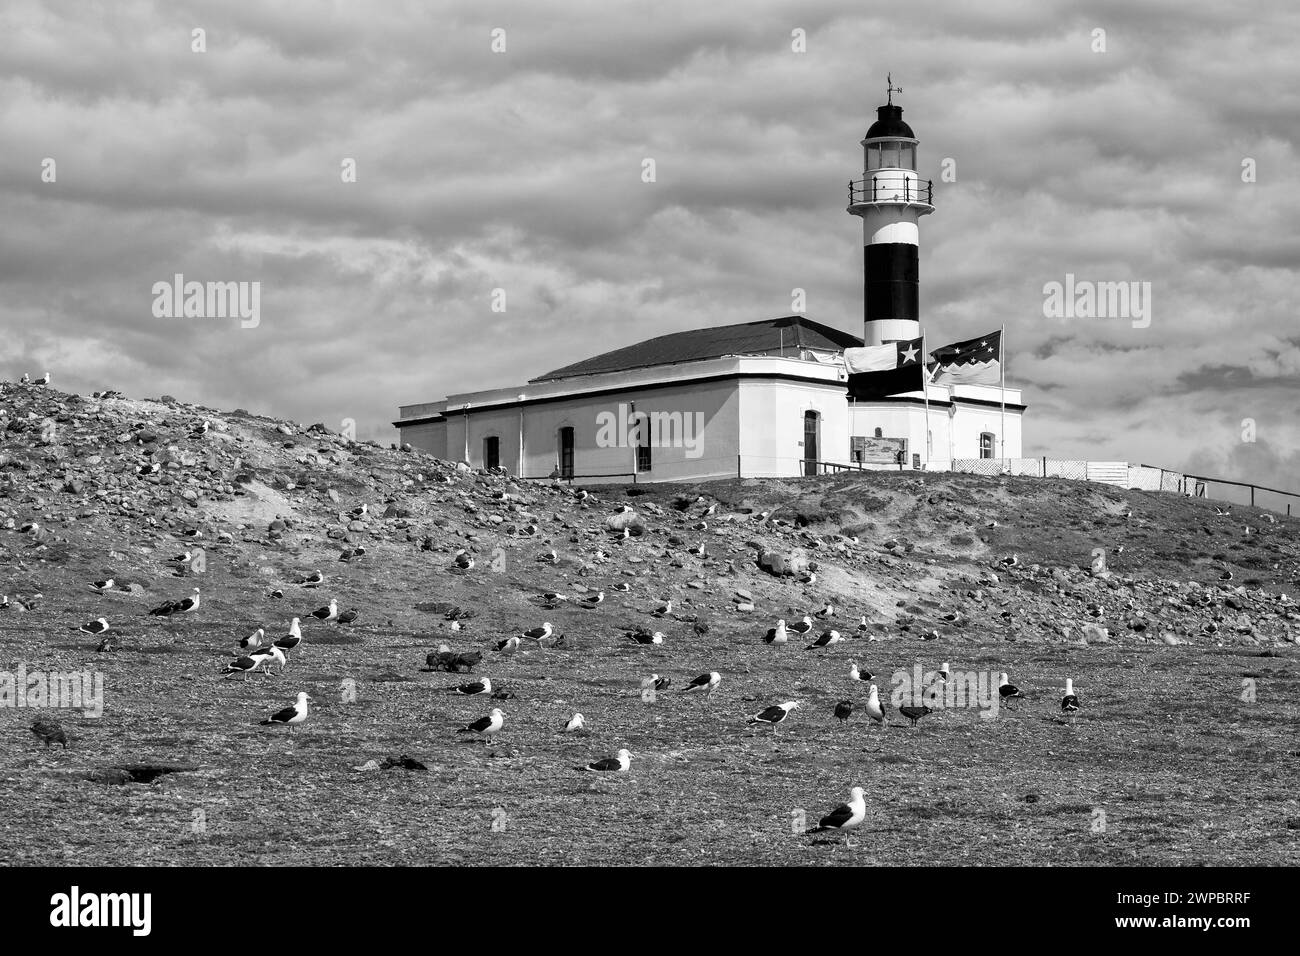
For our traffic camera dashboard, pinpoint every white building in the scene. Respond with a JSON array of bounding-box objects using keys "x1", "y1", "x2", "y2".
[{"x1": 396, "y1": 91, "x2": 1026, "y2": 482}]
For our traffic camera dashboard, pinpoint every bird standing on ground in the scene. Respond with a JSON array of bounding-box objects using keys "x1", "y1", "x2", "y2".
[
  {"x1": 1061, "y1": 678, "x2": 1080, "y2": 720},
  {"x1": 682, "y1": 672, "x2": 722, "y2": 695},
  {"x1": 310, "y1": 599, "x2": 339, "y2": 622},
  {"x1": 763, "y1": 619, "x2": 788, "y2": 646},
  {"x1": 999, "y1": 673, "x2": 1025, "y2": 703},
  {"x1": 748, "y1": 701, "x2": 800, "y2": 732},
  {"x1": 457, "y1": 708, "x2": 504, "y2": 741},
  {"x1": 834, "y1": 700, "x2": 854, "y2": 724},
  {"x1": 849, "y1": 662, "x2": 874, "y2": 683},
  {"x1": 808, "y1": 787, "x2": 866, "y2": 847},
  {"x1": 898, "y1": 704, "x2": 932, "y2": 727},
  {"x1": 149, "y1": 587, "x2": 201, "y2": 616},
  {"x1": 261, "y1": 692, "x2": 311, "y2": 731},
  {"x1": 864, "y1": 685, "x2": 885, "y2": 726},
  {"x1": 30, "y1": 718, "x2": 67, "y2": 749}
]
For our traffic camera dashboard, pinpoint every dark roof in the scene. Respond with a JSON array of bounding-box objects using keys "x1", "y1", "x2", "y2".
[
  {"x1": 865, "y1": 104, "x2": 914, "y2": 140},
  {"x1": 531, "y1": 316, "x2": 863, "y2": 382}
]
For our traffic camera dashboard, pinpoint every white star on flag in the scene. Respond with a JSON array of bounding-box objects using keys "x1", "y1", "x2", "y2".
[{"x1": 900, "y1": 343, "x2": 919, "y2": 364}]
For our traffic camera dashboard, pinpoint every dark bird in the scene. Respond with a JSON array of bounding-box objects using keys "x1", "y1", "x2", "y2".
[
  {"x1": 808, "y1": 787, "x2": 866, "y2": 847},
  {"x1": 31, "y1": 718, "x2": 67, "y2": 749},
  {"x1": 221, "y1": 655, "x2": 265, "y2": 680},
  {"x1": 898, "y1": 704, "x2": 932, "y2": 727},
  {"x1": 348, "y1": 504, "x2": 368, "y2": 519},
  {"x1": 72, "y1": 618, "x2": 110, "y2": 636},
  {"x1": 805, "y1": 630, "x2": 843, "y2": 650},
  {"x1": 336, "y1": 608, "x2": 359, "y2": 625},
  {"x1": 834, "y1": 700, "x2": 854, "y2": 724},
  {"x1": 682, "y1": 671, "x2": 722, "y2": 695},
  {"x1": 748, "y1": 701, "x2": 800, "y2": 732},
  {"x1": 309, "y1": 598, "x2": 339, "y2": 622},
  {"x1": 848, "y1": 662, "x2": 873, "y2": 683}
]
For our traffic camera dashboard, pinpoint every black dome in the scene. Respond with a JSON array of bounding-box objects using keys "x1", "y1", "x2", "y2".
[{"x1": 865, "y1": 104, "x2": 914, "y2": 139}]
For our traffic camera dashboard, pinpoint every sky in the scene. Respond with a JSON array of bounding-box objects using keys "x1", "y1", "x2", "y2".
[{"x1": 2, "y1": 0, "x2": 1298, "y2": 494}]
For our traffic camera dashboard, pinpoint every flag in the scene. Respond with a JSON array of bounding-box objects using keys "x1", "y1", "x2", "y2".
[
  {"x1": 844, "y1": 337, "x2": 925, "y2": 399},
  {"x1": 928, "y1": 330, "x2": 1002, "y2": 386}
]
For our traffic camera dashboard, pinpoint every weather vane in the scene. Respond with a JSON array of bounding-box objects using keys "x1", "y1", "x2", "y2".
[{"x1": 887, "y1": 73, "x2": 902, "y2": 105}]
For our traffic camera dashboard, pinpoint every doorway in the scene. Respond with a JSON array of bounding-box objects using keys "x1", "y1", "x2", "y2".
[{"x1": 803, "y1": 411, "x2": 819, "y2": 476}]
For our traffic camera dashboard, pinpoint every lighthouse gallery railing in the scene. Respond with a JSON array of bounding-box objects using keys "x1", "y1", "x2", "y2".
[{"x1": 848, "y1": 175, "x2": 934, "y2": 205}]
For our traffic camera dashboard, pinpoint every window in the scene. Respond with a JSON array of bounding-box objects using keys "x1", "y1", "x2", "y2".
[
  {"x1": 899, "y1": 144, "x2": 916, "y2": 170},
  {"x1": 803, "y1": 411, "x2": 819, "y2": 477},
  {"x1": 980, "y1": 432, "x2": 996, "y2": 459},
  {"x1": 873, "y1": 427, "x2": 883, "y2": 438},
  {"x1": 558, "y1": 427, "x2": 575, "y2": 479},
  {"x1": 879, "y1": 143, "x2": 899, "y2": 168},
  {"x1": 483, "y1": 436, "x2": 500, "y2": 470},
  {"x1": 866, "y1": 144, "x2": 882, "y2": 170},
  {"x1": 636, "y1": 443, "x2": 652, "y2": 473}
]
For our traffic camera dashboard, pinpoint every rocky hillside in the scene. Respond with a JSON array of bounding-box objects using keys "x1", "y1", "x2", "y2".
[{"x1": 1, "y1": 379, "x2": 1296, "y2": 866}]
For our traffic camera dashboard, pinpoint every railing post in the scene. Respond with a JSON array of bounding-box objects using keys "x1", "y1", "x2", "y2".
[
  {"x1": 736, "y1": 454, "x2": 741, "y2": 479},
  {"x1": 1250, "y1": 485, "x2": 1255, "y2": 507},
  {"x1": 872, "y1": 176, "x2": 877, "y2": 201}
]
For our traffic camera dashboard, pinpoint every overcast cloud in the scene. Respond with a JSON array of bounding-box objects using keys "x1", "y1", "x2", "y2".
[{"x1": 2, "y1": 0, "x2": 1297, "y2": 493}]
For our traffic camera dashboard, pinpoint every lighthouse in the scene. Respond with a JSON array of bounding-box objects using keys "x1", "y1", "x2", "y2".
[{"x1": 847, "y1": 78, "x2": 934, "y2": 346}]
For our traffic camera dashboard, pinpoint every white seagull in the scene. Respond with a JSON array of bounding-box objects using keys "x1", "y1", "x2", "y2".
[
  {"x1": 748, "y1": 701, "x2": 800, "y2": 732},
  {"x1": 809, "y1": 787, "x2": 867, "y2": 847},
  {"x1": 805, "y1": 630, "x2": 843, "y2": 650},
  {"x1": 849, "y1": 662, "x2": 874, "y2": 683},
  {"x1": 238, "y1": 628, "x2": 266, "y2": 652},
  {"x1": 579, "y1": 748, "x2": 631, "y2": 772},
  {"x1": 787, "y1": 616, "x2": 814, "y2": 636},
  {"x1": 249, "y1": 643, "x2": 287, "y2": 676},
  {"x1": 560, "y1": 713, "x2": 586, "y2": 733},
  {"x1": 864, "y1": 685, "x2": 885, "y2": 725},
  {"x1": 447, "y1": 677, "x2": 491, "y2": 696},
  {"x1": 682, "y1": 671, "x2": 722, "y2": 695},
  {"x1": 296, "y1": 569, "x2": 324, "y2": 588},
  {"x1": 261, "y1": 692, "x2": 311, "y2": 731},
  {"x1": 72, "y1": 618, "x2": 110, "y2": 636},
  {"x1": 763, "y1": 619, "x2": 788, "y2": 646},
  {"x1": 1061, "y1": 678, "x2": 1080, "y2": 720},
  {"x1": 457, "y1": 708, "x2": 504, "y2": 741},
  {"x1": 310, "y1": 598, "x2": 339, "y2": 622}
]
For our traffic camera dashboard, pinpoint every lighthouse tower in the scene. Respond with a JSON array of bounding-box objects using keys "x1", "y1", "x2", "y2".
[{"x1": 847, "y1": 79, "x2": 934, "y2": 346}]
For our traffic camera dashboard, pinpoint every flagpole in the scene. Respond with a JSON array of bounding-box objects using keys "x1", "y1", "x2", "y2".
[
  {"x1": 1000, "y1": 324, "x2": 1007, "y2": 468},
  {"x1": 922, "y1": 334, "x2": 932, "y2": 470}
]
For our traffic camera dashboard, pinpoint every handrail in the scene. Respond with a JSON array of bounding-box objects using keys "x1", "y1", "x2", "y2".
[{"x1": 848, "y1": 174, "x2": 934, "y2": 205}]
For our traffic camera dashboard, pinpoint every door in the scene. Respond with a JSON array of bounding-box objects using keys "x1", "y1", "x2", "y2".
[
  {"x1": 980, "y1": 432, "x2": 995, "y2": 459},
  {"x1": 484, "y1": 436, "x2": 500, "y2": 470},
  {"x1": 559, "y1": 427, "x2": 575, "y2": 479},
  {"x1": 803, "y1": 411, "x2": 819, "y2": 476}
]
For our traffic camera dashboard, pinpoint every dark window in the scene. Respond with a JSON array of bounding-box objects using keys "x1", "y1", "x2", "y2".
[
  {"x1": 873, "y1": 427, "x2": 883, "y2": 438},
  {"x1": 483, "y1": 436, "x2": 500, "y2": 470},
  {"x1": 980, "y1": 432, "x2": 996, "y2": 459},
  {"x1": 636, "y1": 443, "x2": 652, "y2": 473},
  {"x1": 558, "y1": 427, "x2": 575, "y2": 479}
]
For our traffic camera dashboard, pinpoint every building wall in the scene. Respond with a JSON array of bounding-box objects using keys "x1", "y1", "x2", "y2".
[
  {"x1": 401, "y1": 419, "x2": 447, "y2": 457},
  {"x1": 738, "y1": 378, "x2": 851, "y2": 476}
]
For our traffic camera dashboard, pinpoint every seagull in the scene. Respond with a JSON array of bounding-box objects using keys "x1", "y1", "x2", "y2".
[
  {"x1": 809, "y1": 787, "x2": 867, "y2": 847},
  {"x1": 834, "y1": 700, "x2": 854, "y2": 724},
  {"x1": 579, "y1": 591, "x2": 605, "y2": 607},
  {"x1": 787, "y1": 616, "x2": 814, "y2": 637},
  {"x1": 999, "y1": 673, "x2": 1025, "y2": 702},
  {"x1": 0, "y1": 595, "x2": 9, "y2": 609},
  {"x1": 338, "y1": 547, "x2": 367, "y2": 562},
  {"x1": 999, "y1": 554, "x2": 1019, "y2": 568},
  {"x1": 938, "y1": 662, "x2": 950, "y2": 683},
  {"x1": 856, "y1": 616, "x2": 869, "y2": 634},
  {"x1": 273, "y1": 619, "x2": 303, "y2": 655},
  {"x1": 814, "y1": 601, "x2": 835, "y2": 619},
  {"x1": 650, "y1": 599, "x2": 672, "y2": 617},
  {"x1": 898, "y1": 704, "x2": 932, "y2": 727},
  {"x1": 30, "y1": 717, "x2": 67, "y2": 748},
  {"x1": 849, "y1": 662, "x2": 874, "y2": 683},
  {"x1": 797, "y1": 571, "x2": 817, "y2": 586},
  {"x1": 682, "y1": 671, "x2": 721, "y2": 695},
  {"x1": 536, "y1": 550, "x2": 558, "y2": 564},
  {"x1": 261, "y1": 692, "x2": 311, "y2": 731},
  {"x1": 1214, "y1": 507, "x2": 1231, "y2": 517},
  {"x1": 136, "y1": 462, "x2": 160, "y2": 476},
  {"x1": 627, "y1": 630, "x2": 664, "y2": 646},
  {"x1": 1219, "y1": 569, "x2": 1234, "y2": 582},
  {"x1": 189, "y1": 419, "x2": 209, "y2": 438},
  {"x1": 687, "y1": 543, "x2": 706, "y2": 558},
  {"x1": 349, "y1": 504, "x2": 369, "y2": 519},
  {"x1": 238, "y1": 628, "x2": 266, "y2": 652},
  {"x1": 148, "y1": 587, "x2": 200, "y2": 616},
  {"x1": 448, "y1": 677, "x2": 491, "y2": 696},
  {"x1": 33, "y1": 372, "x2": 50, "y2": 387},
  {"x1": 643, "y1": 673, "x2": 670, "y2": 692},
  {"x1": 457, "y1": 708, "x2": 504, "y2": 741},
  {"x1": 560, "y1": 713, "x2": 586, "y2": 733},
  {"x1": 296, "y1": 570, "x2": 324, "y2": 588},
  {"x1": 521, "y1": 622, "x2": 554, "y2": 641},
  {"x1": 579, "y1": 748, "x2": 631, "y2": 772},
  {"x1": 336, "y1": 608, "x2": 358, "y2": 625},
  {"x1": 864, "y1": 684, "x2": 885, "y2": 725},
  {"x1": 450, "y1": 551, "x2": 475, "y2": 572},
  {"x1": 221, "y1": 655, "x2": 265, "y2": 680},
  {"x1": 494, "y1": 636, "x2": 521, "y2": 654},
  {"x1": 575, "y1": 489, "x2": 590, "y2": 501},
  {"x1": 692, "y1": 521, "x2": 707, "y2": 532},
  {"x1": 805, "y1": 630, "x2": 843, "y2": 650},
  {"x1": 611, "y1": 505, "x2": 633, "y2": 515},
  {"x1": 309, "y1": 599, "x2": 339, "y2": 622},
  {"x1": 763, "y1": 619, "x2": 788, "y2": 646},
  {"x1": 167, "y1": 550, "x2": 193, "y2": 565},
  {"x1": 249, "y1": 643, "x2": 287, "y2": 676},
  {"x1": 1061, "y1": 678, "x2": 1080, "y2": 718},
  {"x1": 71, "y1": 618, "x2": 110, "y2": 636},
  {"x1": 748, "y1": 701, "x2": 800, "y2": 732}
]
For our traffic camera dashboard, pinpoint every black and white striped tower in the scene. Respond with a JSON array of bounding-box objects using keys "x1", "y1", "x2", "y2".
[{"x1": 847, "y1": 77, "x2": 934, "y2": 346}]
